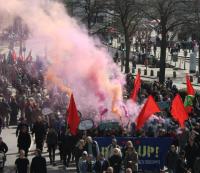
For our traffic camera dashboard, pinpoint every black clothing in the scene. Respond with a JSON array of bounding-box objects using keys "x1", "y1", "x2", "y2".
[
  {"x1": 46, "y1": 129, "x2": 58, "y2": 163},
  {"x1": 109, "y1": 155, "x2": 122, "y2": 173},
  {"x1": 175, "y1": 157, "x2": 187, "y2": 173},
  {"x1": 17, "y1": 132, "x2": 31, "y2": 157},
  {"x1": 9, "y1": 100, "x2": 19, "y2": 125},
  {"x1": 94, "y1": 159, "x2": 109, "y2": 173},
  {"x1": 63, "y1": 134, "x2": 76, "y2": 166},
  {"x1": 165, "y1": 150, "x2": 178, "y2": 170},
  {"x1": 0, "y1": 142, "x2": 8, "y2": 153},
  {"x1": 74, "y1": 146, "x2": 84, "y2": 172},
  {"x1": 16, "y1": 122, "x2": 29, "y2": 136},
  {"x1": 30, "y1": 155, "x2": 47, "y2": 173},
  {"x1": 32, "y1": 122, "x2": 46, "y2": 151},
  {"x1": 185, "y1": 142, "x2": 200, "y2": 170},
  {"x1": 15, "y1": 158, "x2": 29, "y2": 173}
]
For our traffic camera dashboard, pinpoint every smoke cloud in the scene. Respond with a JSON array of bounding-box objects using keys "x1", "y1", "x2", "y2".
[{"x1": 0, "y1": 0, "x2": 128, "y2": 121}]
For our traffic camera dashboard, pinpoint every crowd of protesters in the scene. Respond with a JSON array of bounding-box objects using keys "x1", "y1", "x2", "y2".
[{"x1": 0, "y1": 46, "x2": 199, "y2": 173}]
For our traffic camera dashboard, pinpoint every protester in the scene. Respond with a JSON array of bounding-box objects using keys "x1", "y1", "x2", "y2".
[
  {"x1": 15, "y1": 150, "x2": 29, "y2": 173},
  {"x1": 78, "y1": 151, "x2": 88, "y2": 173},
  {"x1": 0, "y1": 137, "x2": 8, "y2": 153},
  {"x1": 74, "y1": 139, "x2": 85, "y2": 172},
  {"x1": 175, "y1": 151, "x2": 190, "y2": 173},
  {"x1": 94, "y1": 153, "x2": 109, "y2": 173},
  {"x1": 16, "y1": 117, "x2": 29, "y2": 137},
  {"x1": 30, "y1": 149, "x2": 47, "y2": 173},
  {"x1": 109, "y1": 148, "x2": 122, "y2": 173},
  {"x1": 32, "y1": 116, "x2": 46, "y2": 151},
  {"x1": 124, "y1": 145, "x2": 138, "y2": 173},
  {"x1": 165, "y1": 145, "x2": 178, "y2": 173},
  {"x1": 107, "y1": 138, "x2": 121, "y2": 159},
  {"x1": 17, "y1": 126, "x2": 31, "y2": 157},
  {"x1": 46, "y1": 126, "x2": 58, "y2": 165},
  {"x1": 9, "y1": 96, "x2": 19, "y2": 125},
  {"x1": 84, "y1": 136, "x2": 100, "y2": 159},
  {"x1": 104, "y1": 166, "x2": 114, "y2": 173}
]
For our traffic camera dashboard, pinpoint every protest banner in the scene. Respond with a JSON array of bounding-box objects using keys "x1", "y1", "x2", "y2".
[{"x1": 95, "y1": 137, "x2": 172, "y2": 171}]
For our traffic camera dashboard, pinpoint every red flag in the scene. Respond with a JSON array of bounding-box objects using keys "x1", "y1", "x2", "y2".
[
  {"x1": 171, "y1": 94, "x2": 189, "y2": 128},
  {"x1": 131, "y1": 73, "x2": 141, "y2": 102},
  {"x1": 12, "y1": 50, "x2": 17, "y2": 62},
  {"x1": 186, "y1": 74, "x2": 195, "y2": 95},
  {"x1": 136, "y1": 95, "x2": 160, "y2": 130},
  {"x1": 67, "y1": 94, "x2": 80, "y2": 135}
]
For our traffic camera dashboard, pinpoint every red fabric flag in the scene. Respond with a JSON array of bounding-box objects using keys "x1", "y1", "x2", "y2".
[
  {"x1": 131, "y1": 73, "x2": 141, "y2": 102},
  {"x1": 136, "y1": 95, "x2": 160, "y2": 130},
  {"x1": 12, "y1": 50, "x2": 17, "y2": 62},
  {"x1": 186, "y1": 74, "x2": 195, "y2": 95},
  {"x1": 67, "y1": 94, "x2": 80, "y2": 135},
  {"x1": 171, "y1": 94, "x2": 189, "y2": 128}
]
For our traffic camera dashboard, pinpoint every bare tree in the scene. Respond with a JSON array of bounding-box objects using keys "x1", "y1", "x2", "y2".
[
  {"x1": 107, "y1": 0, "x2": 142, "y2": 73},
  {"x1": 139, "y1": 0, "x2": 187, "y2": 83}
]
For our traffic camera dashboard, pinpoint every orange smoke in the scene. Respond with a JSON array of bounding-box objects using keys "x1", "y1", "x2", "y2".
[{"x1": 45, "y1": 70, "x2": 72, "y2": 96}]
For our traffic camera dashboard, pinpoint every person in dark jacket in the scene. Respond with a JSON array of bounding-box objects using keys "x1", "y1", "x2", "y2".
[
  {"x1": 74, "y1": 139, "x2": 85, "y2": 172},
  {"x1": 185, "y1": 133, "x2": 200, "y2": 172},
  {"x1": 63, "y1": 129, "x2": 77, "y2": 167},
  {"x1": 176, "y1": 151, "x2": 190, "y2": 173},
  {"x1": 16, "y1": 117, "x2": 29, "y2": 137},
  {"x1": 17, "y1": 127, "x2": 31, "y2": 157},
  {"x1": 46, "y1": 127, "x2": 58, "y2": 165},
  {"x1": 94, "y1": 153, "x2": 109, "y2": 173},
  {"x1": 30, "y1": 149, "x2": 47, "y2": 173},
  {"x1": 9, "y1": 96, "x2": 19, "y2": 125},
  {"x1": 0, "y1": 137, "x2": 8, "y2": 153},
  {"x1": 32, "y1": 116, "x2": 46, "y2": 151},
  {"x1": 109, "y1": 148, "x2": 122, "y2": 173},
  {"x1": 165, "y1": 145, "x2": 178, "y2": 173},
  {"x1": 15, "y1": 150, "x2": 29, "y2": 173}
]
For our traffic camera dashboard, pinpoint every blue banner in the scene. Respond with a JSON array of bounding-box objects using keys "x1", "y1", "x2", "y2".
[{"x1": 94, "y1": 137, "x2": 173, "y2": 171}]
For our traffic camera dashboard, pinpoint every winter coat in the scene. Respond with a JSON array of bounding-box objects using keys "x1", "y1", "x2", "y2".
[
  {"x1": 165, "y1": 150, "x2": 178, "y2": 170},
  {"x1": 84, "y1": 141, "x2": 100, "y2": 158},
  {"x1": 17, "y1": 132, "x2": 31, "y2": 150},
  {"x1": 30, "y1": 155, "x2": 47, "y2": 173},
  {"x1": 109, "y1": 155, "x2": 122, "y2": 173},
  {"x1": 32, "y1": 122, "x2": 46, "y2": 140},
  {"x1": 124, "y1": 151, "x2": 138, "y2": 172},
  {"x1": 94, "y1": 159, "x2": 109, "y2": 173},
  {"x1": 46, "y1": 129, "x2": 58, "y2": 146}
]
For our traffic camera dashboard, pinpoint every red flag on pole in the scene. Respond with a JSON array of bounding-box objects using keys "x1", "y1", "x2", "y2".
[
  {"x1": 136, "y1": 95, "x2": 160, "y2": 130},
  {"x1": 67, "y1": 94, "x2": 80, "y2": 135},
  {"x1": 171, "y1": 94, "x2": 189, "y2": 128},
  {"x1": 186, "y1": 74, "x2": 195, "y2": 95},
  {"x1": 131, "y1": 73, "x2": 141, "y2": 102}
]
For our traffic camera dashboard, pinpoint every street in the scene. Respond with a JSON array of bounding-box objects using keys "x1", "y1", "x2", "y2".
[{"x1": 1, "y1": 127, "x2": 76, "y2": 173}]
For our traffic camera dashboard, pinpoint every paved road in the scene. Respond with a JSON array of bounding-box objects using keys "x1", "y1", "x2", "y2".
[{"x1": 1, "y1": 127, "x2": 76, "y2": 173}]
